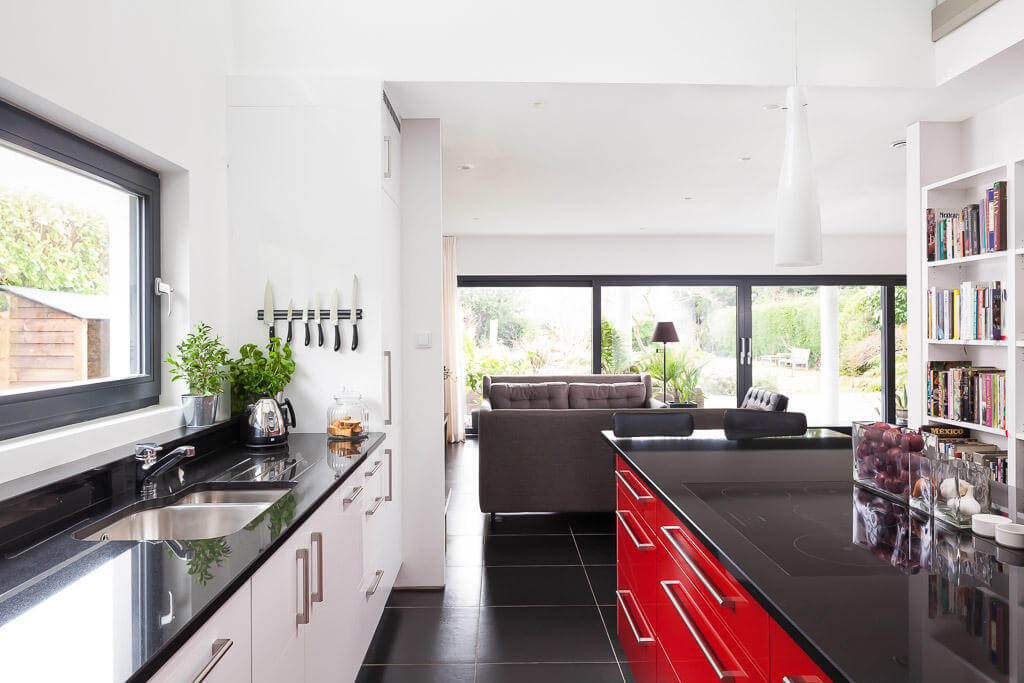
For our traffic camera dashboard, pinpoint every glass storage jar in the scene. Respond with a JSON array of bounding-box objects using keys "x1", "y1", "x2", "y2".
[
  {"x1": 908, "y1": 432, "x2": 941, "y2": 513},
  {"x1": 934, "y1": 456, "x2": 990, "y2": 528},
  {"x1": 852, "y1": 421, "x2": 925, "y2": 504},
  {"x1": 327, "y1": 388, "x2": 369, "y2": 440}
]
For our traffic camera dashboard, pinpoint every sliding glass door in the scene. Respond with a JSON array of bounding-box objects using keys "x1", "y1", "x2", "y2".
[
  {"x1": 457, "y1": 275, "x2": 904, "y2": 429},
  {"x1": 600, "y1": 285, "x2": 738, "y2": 407}
]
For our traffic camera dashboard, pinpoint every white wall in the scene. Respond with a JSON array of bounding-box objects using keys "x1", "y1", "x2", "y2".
[
  {"x1": 0, "y1": 0, "x2": 232, "y2": 481},
  {"x1": 934, "y1": 0, "x2": 1024, "y2": 83},
  {"x1": 457, "y1": 234, "x2": 907, "y2": 276},
  {"x1": 398, "y1": 120, "x2": 445, "y2": 587},
  {"x1": 960, "y1": 90, "x2": 1024, "y2": 167}
]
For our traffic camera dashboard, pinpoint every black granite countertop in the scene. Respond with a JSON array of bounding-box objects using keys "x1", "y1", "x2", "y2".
[
  {"x1": 0, "y1": 426, "x2": 385, "y2": 682},
  {"x1": 604, "y1": 429, "x2": 1024, "y2": 683}
]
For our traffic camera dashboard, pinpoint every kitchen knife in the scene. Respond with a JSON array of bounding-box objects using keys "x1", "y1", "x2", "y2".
[
  {"x1": 331, "y1": 289, "x2": 341, "y2": 352},
  {"x1": 285, "y1": 299, "x2": 294, "y2": 343},
  {"x1": 350, "y1": 275, "x2": 359, "y2": 351},
  {"x1": 315, "y1": 293, "x2": 324, "y2": 347},
  {"x1": 264, "y1": 280, "x2": 275, "y2": 339},
  {"x1": 304, "y1": 299, "x2": 312, "y2": 346}
]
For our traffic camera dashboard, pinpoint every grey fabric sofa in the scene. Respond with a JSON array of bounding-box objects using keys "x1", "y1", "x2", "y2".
[{"x1": 477, "y1": 374, "x2": 729, "y2": 513}]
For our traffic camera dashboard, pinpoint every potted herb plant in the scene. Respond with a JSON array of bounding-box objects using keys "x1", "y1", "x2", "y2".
[
  {"x1": 227, "y1": 337, "x2": 296, "y2": 415},
  {"x1": 165, "y1": 322, "x2": 231, "y2": 427}
]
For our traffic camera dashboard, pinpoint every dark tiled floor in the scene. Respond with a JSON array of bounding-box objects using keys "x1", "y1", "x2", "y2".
[{"x1": 359, "y1": 439, "x2": 630, "y2": 682}]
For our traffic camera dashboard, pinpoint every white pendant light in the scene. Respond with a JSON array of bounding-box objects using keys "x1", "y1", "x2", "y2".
[{"x1": 774, "y1": 85, "x2": 822, "y2": 267}]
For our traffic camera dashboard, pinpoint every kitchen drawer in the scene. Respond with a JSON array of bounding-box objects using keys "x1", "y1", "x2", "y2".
[
  {"x1": 616, "y1": 507, "x2": 657, "y2": 613},
  {"x1": 768, "y1": 620, "x2": 833, "y2": 683},
  {"x1": 658, "y1": 578, "x2": 766, "y2": 683},
  {"x1": 656, "y1": 637, "x2": 681, "y2": 683},
  {"x1": 616, "y1": 575, "x2": 657, "y2": 683},
  {"x1": 616, "y1": 456, "x2": 657, "y2": 530}
]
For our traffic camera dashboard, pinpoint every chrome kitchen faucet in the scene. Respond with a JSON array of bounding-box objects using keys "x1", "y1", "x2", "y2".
[{"x1": 135, "y1": 443, "x2": 196, "y2": 499}]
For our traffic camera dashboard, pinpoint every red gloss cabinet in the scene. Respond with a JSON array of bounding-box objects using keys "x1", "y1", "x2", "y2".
[{"x1": 615, "y1": 456, "x2": 834, "y2": 683}]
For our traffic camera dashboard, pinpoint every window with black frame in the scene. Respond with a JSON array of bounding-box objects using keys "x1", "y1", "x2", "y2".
[{"x1": 0, "y1": 101, "x2": 160, "y2": 439}]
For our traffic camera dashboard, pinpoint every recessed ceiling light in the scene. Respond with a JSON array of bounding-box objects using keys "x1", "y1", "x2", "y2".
[
  {"x1": 764, "y1": 103, "x2": 783, "y2": 110},
  {"x1": 531, "y1": 101, "x2": 545, "y2": 108},
  {"x1": 458, "y1": 163, "x2": 474, "y2": 171},
  {"x1": 472, "y1": 217, "x2": 480, "y2": 221},
  {"x1": 683, "y1": 196, "x2": 694, "y2": 201},
  {"x1": 739, "y1": 156, "x2": 752, "y2": 162},
  {"x1": 890, "y1": 139, "x2": 907, "y2": 149}
]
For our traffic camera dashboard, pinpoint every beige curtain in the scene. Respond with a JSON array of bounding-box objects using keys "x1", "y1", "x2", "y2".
[{"x1": 442, "y1": 235, "x2": 466, "y2": 442}]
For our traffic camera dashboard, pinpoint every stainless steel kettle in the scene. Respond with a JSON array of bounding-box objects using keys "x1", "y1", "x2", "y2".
[{"x1": 246, "y1": 395, "x2": 297, "y2": 447}]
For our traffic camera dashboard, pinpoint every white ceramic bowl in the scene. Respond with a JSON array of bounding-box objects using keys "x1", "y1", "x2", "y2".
[
  {"x1": 994, "y1": 523, "x2": 1024, "y2": 549},
  {"x1": 972, "y1": 513, "x2": 1010, "y2": 538}
]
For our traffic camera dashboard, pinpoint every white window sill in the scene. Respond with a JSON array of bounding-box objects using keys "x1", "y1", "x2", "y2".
[{"x1": 0, "y1": 405, "x2": 185, "y2": 485}]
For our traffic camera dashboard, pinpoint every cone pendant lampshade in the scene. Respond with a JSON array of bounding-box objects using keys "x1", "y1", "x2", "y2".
[{"x1": 774, "y1": 85, "x2": 822, "y2": 267}]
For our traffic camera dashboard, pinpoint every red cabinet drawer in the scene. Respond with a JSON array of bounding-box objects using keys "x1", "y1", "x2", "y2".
[
  {"x1": 656, "y1": 637, "x2": 680, "y2": 683},
  {"x1": 616, "y1": 456, "x2": 657, "y2": 529},
  {"x1": 616, "y1": 580, "x2": 657, "y2": 683},
  {"x1": 769, "y1": 620, "x2": 833, "y2": 683},
  {"x1": 657, "y1": 578, "x2": 765, "y2": 682},
  {"x1": 616, "y1": 508, "x2": 657, "y2": 617},
  {"x1": 657, "y1": 521, "x2": 770, "y2": 674}
]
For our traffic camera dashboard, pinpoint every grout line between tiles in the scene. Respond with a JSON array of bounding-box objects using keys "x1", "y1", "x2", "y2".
[{"x1": 571, "y1": 525, "x2": 627, "y2": 683}]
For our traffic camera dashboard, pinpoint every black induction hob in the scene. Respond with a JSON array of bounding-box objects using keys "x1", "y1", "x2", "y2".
[{"x1": 686, "y1": 482, "x2": 927, "y2": 577}]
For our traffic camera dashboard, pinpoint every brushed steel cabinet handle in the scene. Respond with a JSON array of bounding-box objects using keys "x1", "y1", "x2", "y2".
[
  {"x1": 192, "y1": 638, "x2": 233, "y2": 683},
  {"x1": 296, "y1": 549, "x2": 310, "y2": 625},
  {"x1": 383, "y1": 135, "x2": 392, "y2": 179},
  {"x1": 615, "y1": 510, "x2": 654, "y2": 550},
  {"x1": 366, "y1": 496, "x2": 384, "y2": 516},
  {"x1": 383, "y1": 350, "x2": 393, "y2": 425},
  {"x1": 781, "y1": 678, "x2": 824, "y2": 683},
  {"x1": 310, "y1": 532, "x2": 324, "y2": 603},
  {"x1": 615, "y1": 470, "x2": 653, "y2": 502},
  {"x1": 343, "y1": 485, "x2": 364, "y2": 506},
  {"x1": 615, "y1": 590, "x2": 654, "y2": 646},
  {"x1": 366, "y1": 569, "x2": 385, "y2": 596},
  {"x1": 384, "y1": 448, "x2": 393, "y2": 501},
  {"x1": 661, "y1": 581, "x2": 742, "y2": 681},
  {"x1": 661, "y1": 526, "x2": 734, "y2": 608},
  {"x1": 366, "y1": 460, "x2": 384, "y2": 477}
]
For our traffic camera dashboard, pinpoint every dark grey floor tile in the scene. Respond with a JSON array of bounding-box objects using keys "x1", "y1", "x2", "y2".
[
  {"x1": 387, "y1": 567, "x2": 481, "y2": 607},
  {"x1": 477, "y1": 606, "x2": 616, "y2": 663},
  {"x1": 484, "y1": 534, "x2": 581, "y2": 566},
  {"x1": 363, "y1": 607, "x2": 478, "y2": 664},
  {"x1": 585, "y1": 564, "x2": 617, "y2": 605},
  {"x1": 481, "y1": 565, "x2": 595, "y2": 606},
  {"x1": 487, "y1": 513, "x2": 572, "y2": 535},
  {"x1": 575, "y1": 533, "x2": 616, "y2": 565},
  {"x1": 356, "y1": 664, "x2": 476, "y2": 682},
  {"x1": 446, "y1": 535, "x2": 484, "y2": 566},
  {"x1": 476, "y1": 663, "x2": 626, "y2": 682},
  {"x1": 600, "y1": 605, "x2": 628, "y2": 664},
  {"x1": 568, "y1": 512, "x2": 616, "y2": 534}
]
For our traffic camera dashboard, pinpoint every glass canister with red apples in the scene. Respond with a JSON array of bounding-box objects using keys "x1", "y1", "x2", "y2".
[{"x1": 852, "y1": 421, "x2": 926, "y2": 504}]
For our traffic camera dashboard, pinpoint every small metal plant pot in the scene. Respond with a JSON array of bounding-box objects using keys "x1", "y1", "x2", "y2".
[{"x1": 181, "y1": 394, "x2": 220, "y2": 427}]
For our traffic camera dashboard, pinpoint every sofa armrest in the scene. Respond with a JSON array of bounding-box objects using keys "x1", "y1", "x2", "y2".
[{"x1": 479, "y1": 398, "x2": 493, "y2": 413}]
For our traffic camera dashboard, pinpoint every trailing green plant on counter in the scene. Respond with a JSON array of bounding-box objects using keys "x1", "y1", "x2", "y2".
[
  {"x1": 169, "y1": 537, "x2": 231, "y2": 586},
  {"x1": 228, "y1": 337, "x2": 296, "y2": 414},
  {"x1": 165, "y1": 322, "x2": 230, "y2": 396}
]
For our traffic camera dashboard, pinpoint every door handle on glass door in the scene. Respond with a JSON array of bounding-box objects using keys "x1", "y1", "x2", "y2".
[
  {"x1": 746, "y1": 337, "x2": 753, "y2": 364},
  {"x1": 739, "y1": 338, "x2": 747, "y2": 365}
]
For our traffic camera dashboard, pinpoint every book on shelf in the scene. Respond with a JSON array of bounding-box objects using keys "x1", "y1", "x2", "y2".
[
  {"x1": 926, "y1": 361, "x2": 1006, "y2": 430},
  {"x1": 926, "y1": 281, "x2": 1005, "y2": 340},
  {"x1": 925, "y1": 180, "x2": 1006, "y2": 261},
  {"x1": 930, "y1": 436, "x2": 1008, "y2": 483}
]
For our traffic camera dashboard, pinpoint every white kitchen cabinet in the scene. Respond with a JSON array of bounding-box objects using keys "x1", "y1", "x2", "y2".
[
  {"x1": 149, "y1": 581, "x2": 252, "y2": 683},
  {"x1": 250, "y1": 530, "x2": 309, "y2": 683},
  {"x1": 381, "y1": 98, "x2": 401, "y2": 205}
]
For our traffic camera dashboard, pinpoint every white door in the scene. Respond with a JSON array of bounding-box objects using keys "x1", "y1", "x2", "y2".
[
  {"x1": 149, "y1": 581, "x2": 252, "y2": 683},
  {"x1": 251, "y1": 531, "x2": 309, "y2": 683}
]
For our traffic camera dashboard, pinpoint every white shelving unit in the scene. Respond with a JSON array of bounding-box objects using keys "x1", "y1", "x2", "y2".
[{"x1": 919, "y1": 159, "x2": 1024, "y2": 486}]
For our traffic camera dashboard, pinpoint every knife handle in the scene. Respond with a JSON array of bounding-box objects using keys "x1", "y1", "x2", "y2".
[
  {"x1": 269, "y1": 323, "x2": 275, "y2": 340},
  {"x1": 351, "y1": 324, "x2": 358, "y2": 351},
  {"x1": 334, "y1": 323, "x2": 341, "y2": 351},
  {"x1": 317, "y1": 323, "x2": 324, "y2": 347},
  {"x1": 304, "y1": 320, "x2": 311, "y2": 347},
  {"x1": 286, "y1": 319, "x2": 293, "y2": 343}
]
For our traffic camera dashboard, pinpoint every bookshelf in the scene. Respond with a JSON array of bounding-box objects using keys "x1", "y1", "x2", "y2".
[{"x1": 920, "y1": 159, "x2": 1023, "y2": 486}]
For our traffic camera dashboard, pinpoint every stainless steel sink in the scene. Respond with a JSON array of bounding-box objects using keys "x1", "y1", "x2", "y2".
[{"x1": 74, "y1": 486, "x2": 291, "y2": 542}]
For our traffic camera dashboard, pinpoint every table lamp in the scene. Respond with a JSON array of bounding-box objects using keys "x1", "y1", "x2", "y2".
[{"x1": 650, "y1": 322, "x2": 679, "y2": 403}]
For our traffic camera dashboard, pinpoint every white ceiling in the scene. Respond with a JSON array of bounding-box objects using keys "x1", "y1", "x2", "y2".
[{"x1": 388, "y1": 63, "x2": 1024, "y2": 237}]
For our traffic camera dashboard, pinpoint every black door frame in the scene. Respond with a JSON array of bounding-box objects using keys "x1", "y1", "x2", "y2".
[{"x1": 457, "y1": 274, "x2": 906, "y2": 425}]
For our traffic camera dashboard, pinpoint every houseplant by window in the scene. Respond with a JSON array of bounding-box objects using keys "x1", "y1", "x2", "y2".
[
  {"x1": 227, "y1": 337, "x2": 296, "y2": 415},
  {"x1": 165, "y1": 322, "x2": 230, "y2": 427}
]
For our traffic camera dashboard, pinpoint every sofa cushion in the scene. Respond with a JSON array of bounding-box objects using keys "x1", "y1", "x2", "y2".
[
  {"x1": 739, "y1": 386, "x2": 789, "y2": 412},
  {"x1": 568, "y1": 382, "x2": 646, "y2": 409},
  {"x1": 489, "y1": 382, "x2": 569, "y2": 409}
]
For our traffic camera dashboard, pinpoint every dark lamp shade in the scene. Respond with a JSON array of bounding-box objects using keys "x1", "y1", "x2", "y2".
[{"x1": 651, "y1": 321, "x2": 679, "y2": 343}]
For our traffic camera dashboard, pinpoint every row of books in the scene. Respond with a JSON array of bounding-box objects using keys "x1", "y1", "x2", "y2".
[
  {"x1": 926, "y1": 281, "x2": 1005, "y2": 341},
  {"x1": 927, "y1": 432, "x2": 1008, "y2": 483},
  {"x1": 927, "y1": 361, "x2": 1006, "y2": 430},
  {"x1": 928, "y1": 577, "x2": 1009, "y2": 674},
  {"x1": 926, "y1": 180, "x2": 1007, "y2": 261}
]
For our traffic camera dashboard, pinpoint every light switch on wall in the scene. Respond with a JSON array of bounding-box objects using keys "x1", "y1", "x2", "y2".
[{"x1": 415, "y1": 332, "x2": 432, "y2": 348}]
